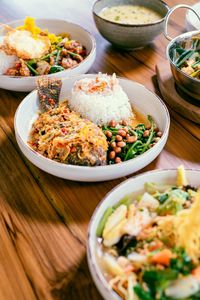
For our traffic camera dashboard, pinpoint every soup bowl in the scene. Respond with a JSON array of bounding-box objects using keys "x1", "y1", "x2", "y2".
[
  {"x1": 87, "y1": 169, "x2": 200, "y2": 300},
  {"x1": 93, "y1": 0, "x2": 169, "y2": 49}
]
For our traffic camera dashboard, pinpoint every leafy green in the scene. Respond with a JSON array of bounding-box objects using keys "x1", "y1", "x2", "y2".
[
  {"x1": 189, "y1": 290, "x2": 200, "y2": 299},
  {"x1": 103, "y1": 116, "x2": 158, "y2": 164},
  {"x1": 134, "y1": 284, "x2": 154, "y2": 300},
  {"x1": 157, "y1": 198, "x2": 182, "y2": 215},
  {"x1": 142, "y1": 268, "x2": 178, "y2": 298},
  {"x1": 175, "y1": 49, "x2": 195, "y2": 67},
  {"x1": 170, "y1": 249, "x2": 194, "y2": 275},
  {"x1": 157, "y1": 193, "x2": 169, "y2": 204},
  {"x1": 170, "y1": 189, "x2": 189, "y2": 201},
  {"x1": 49, "y1": 65, "x2": 65, "y2": 73},
  {"x1": 156, "y1": 188, "x2": 188, "y2": 215},
  {"x1": 26, "y1": 62, "x2": 39, "y2": 75}
]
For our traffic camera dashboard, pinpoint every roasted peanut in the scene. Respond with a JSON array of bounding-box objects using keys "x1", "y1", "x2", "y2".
[
  {"x1": 143, "y1": 130, "x2": 150, "y2": 138},
  {"x1": 115, "y1": 135, "x2": 123, "y2": 142},
  {"x1": 156, "y1": 131, "x2": 163, "y2": 137},
  {"x1": 109, "y1": 151, "x2": 116, "y2": 160},
  {"x1": 109, "y1": 120, "x2": 116, "y2": 127},
  {"x1": 118, "y1": 129, "x2": 126, "y2": 137},
  {"x1": 114, "y1": 147, "x2": 122, "y2": 154},
  {"x1": 127, "y1": 136, "x2": 137, "y2": 143},
  {"x1": 105, "y1": 130, "x2": 112, "y2": 138},
  {"x1": 110, "y1": 141, "x2": 116, "y2": 148},
  {"x1": 115, "y1": 157, "x2": 122, "y2": 163},
  {"x1": 117, "y1": 141, "x2": 126, "y2": 148}
]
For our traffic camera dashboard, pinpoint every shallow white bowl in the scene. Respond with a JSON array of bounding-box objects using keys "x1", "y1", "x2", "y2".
[
  {"x1": 14, "y1": 74, "x2": 170, "y2": 182},
  {"x1": 185, "y1": 2, "x2": 200, "y2": 31},
  {"x1": 0, "y1": 19, "x2": 96, "y2": 92},
  {"x1": 87, "y1": 169, "x2": 200, "y2": 300}
]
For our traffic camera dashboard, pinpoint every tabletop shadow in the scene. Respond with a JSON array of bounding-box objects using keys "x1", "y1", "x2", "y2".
[{"x1": 51, "y1": 253, "x2": 103, "y2": 300}]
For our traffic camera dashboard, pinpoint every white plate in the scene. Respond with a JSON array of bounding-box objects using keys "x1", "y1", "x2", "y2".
[
  {"x1": 186, "y1": 2, "x2": 200, "y2": 31},
  {"x1": 14, "y1": 74, "x2": 170, "y2": 182},
  {"x1": 0, "y1": 19, "x2": 96, "y2": 91},
  {"x1": 87, "y1": 169, "x2": 200, "y2": 300}
]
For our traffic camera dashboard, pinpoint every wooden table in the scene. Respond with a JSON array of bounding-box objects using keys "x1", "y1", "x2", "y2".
[{"x1": 0, "y1": 1, "x2": 199, "y2": 299}]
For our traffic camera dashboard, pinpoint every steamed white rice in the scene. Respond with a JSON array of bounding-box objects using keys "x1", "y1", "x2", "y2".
[
  {"x1": 0, "y1": 49, "x2": 17, "y2": 75},
  {"x1": 69, "y1": 74, "x2": 133, "y2": 126}
]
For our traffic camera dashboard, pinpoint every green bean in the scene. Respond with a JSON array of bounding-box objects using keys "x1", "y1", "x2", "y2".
[
  {"x1": 191, "y1": 59, "x2": 200, "y2": 68},
  {"x1": 27, "y1": 59, "x2": 37, "y2": 66},
  {"x1": 40, "y1": 50, "x2": 57, "y2": 61},
  {"x1": 49, "y1": 65, "x2": 65, "y2": 74},
  {"x1": 26, "y1": 62, "x2": 39, "y2": 76},
  {"x1": 55, "y1": 49, "x2": 61, "y2": 65},
  {"x1": 175, "y1": 49, "x2": 195, "y2": 67},
  {"x1": 124, "y1": 141, "x2": 143, "y2": 161},
  {"x1": 128, "y1": 126, "x2": 137, "y2": 136},
  {"x1": 66, "y1": 50, "x2": 81, "y2": 59}
]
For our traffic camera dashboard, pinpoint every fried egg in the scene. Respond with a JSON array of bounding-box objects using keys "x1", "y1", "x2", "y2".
[{"x1": 4, "y1": 30, "x2": 50, "y2": 60}]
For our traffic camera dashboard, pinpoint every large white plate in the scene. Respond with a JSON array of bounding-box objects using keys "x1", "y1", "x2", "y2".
[
  {"x1": 14, "y1": 74, "x2": 170, "y2": 182},
  {"x1": 87, "y1": 169, "x2": 200, "y2": 300},
  {"x1": 0, "y1": 19, "x2": 96, "y2": 91}
]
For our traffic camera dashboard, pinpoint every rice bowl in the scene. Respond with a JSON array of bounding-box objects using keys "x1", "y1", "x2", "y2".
[{"x1": 0, "y1": 19, "x2": 96, "y2": 91}]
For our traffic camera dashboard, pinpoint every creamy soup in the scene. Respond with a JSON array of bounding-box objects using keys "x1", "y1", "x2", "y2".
[{"x1": 99, "y1": 5, "x2": 162, "y2": 25}]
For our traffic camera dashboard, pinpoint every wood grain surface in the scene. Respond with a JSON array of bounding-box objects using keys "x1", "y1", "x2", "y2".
[
  {"x1": 156, "y1": 61, "x2": 200, "y2": 125},
  {"x1": 0, "y1": 1, "x2": 199, "y2": 299}
]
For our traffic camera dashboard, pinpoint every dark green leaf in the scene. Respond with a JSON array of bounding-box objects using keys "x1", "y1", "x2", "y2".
[
  {"x1": 49, "y1": 65, "x2": 65, "y2": 74},
  {"x1": 134, "y1": 284, "x2": 154, "y2": 300},
  {"x1": 170, "y1": 248, "x2": 194, "y2": 275},
  {"x1": 143, "y1": 268, "x2": 178, "y2": 297},
  {"x1": 157, "y1": 193, "x2": 169, "y2": 204}
]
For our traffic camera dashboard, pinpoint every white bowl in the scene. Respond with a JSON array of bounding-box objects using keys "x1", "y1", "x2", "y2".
[
  {"x1": 87, "y1": 169, "x2": 200, "y2": 300},
  {"x1": 0, "y1": 19, "x2": 96, "y2": 92},
  {"x1": 14, "y1": 74, "x2": 170, "y2": 182},
  {"x1": 185, "y1": 2, "x2": 200, "y2": 31}
]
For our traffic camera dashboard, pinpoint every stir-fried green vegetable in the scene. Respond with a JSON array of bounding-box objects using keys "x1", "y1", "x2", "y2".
[
  {"x1": 102, "y1": 115, "x2": 160, "y2": 164},
  {"x1": 170, "y1": 35, "x2": 200, "y2": 80}
]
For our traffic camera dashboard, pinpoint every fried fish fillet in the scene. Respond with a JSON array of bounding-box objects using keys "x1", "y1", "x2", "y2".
[
  {"x1": 37, "y1": 77, "x2": 62, "y2": 111},
  {"x1": 29, "y1": 102, "x2": 108, "y2": 166}
]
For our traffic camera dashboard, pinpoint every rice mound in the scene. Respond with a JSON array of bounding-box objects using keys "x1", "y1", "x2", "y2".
[
  {"x1": 0, "y1": 49, "x2": 17, "y2": 75},
  {"x1": 69, "y1": 74, "x2": 133, "y2": 126}
]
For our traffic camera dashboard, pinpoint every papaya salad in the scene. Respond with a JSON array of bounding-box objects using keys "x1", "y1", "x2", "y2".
[
  {"x1": 0, "y1": 17, "x2": 86, "y2": 76},
  {"x1": 96, "y1": 166, "x2": 200, "y2": 300}
]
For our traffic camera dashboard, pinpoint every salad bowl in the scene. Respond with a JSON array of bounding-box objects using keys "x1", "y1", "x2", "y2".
[{"x1": 87, "y1": 169, "x2": 200, "y2": 300}]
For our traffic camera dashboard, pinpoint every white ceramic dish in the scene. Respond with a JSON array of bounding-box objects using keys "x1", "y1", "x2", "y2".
[
  {"x1": 0, "y1": 19, "x2": 96, "y2": 92},
  {"x1": 186, "y1": 2, "x2": 200, "y2": 31},
  {"x1": 87, "y1": 169, "x2": 200, "y2": 300},
  {"x1": 14, "y1": 74, "x2": 170, "y2": 182}
]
